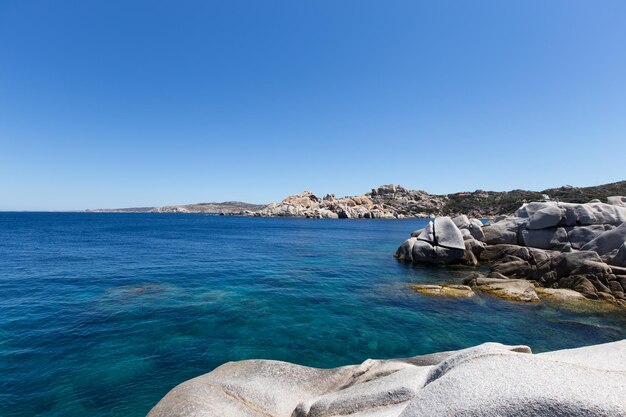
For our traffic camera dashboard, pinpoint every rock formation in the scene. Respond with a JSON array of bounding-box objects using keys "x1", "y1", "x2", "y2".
[
  {"x1": 395, "y1": 197, "x2": 626, "y2": 306},
  {"x1": 256, "y1": 181, "x2": 626, "y2": 219},
  {"x1": 147, "y1": 340, "x2": 626, "y2": 417},
  {"x1": 254, "y1": 188, "x2": 409, "y2": 219},
  {"x1": 87, "y1": 181, "x2": 626, "y2": 218}
]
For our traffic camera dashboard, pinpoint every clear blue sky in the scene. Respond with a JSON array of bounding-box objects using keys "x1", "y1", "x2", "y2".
[{"x1": 1, "y1": 1, "x2": 625, "y2": 210}]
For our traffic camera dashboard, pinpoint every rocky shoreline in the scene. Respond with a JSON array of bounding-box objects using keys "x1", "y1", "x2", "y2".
[
  {"x1": 144, "y1": 196, "x2": 626, "y2": 417},
  {"x1": 395, "y1": 197, "x2": 626, "y2": 307},
  {"x1": 147, "y1": 340, "x2": 626, "y2": 417}
]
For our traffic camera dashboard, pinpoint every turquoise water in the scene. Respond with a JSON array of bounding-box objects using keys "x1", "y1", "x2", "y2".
[{"x1": 1, "y1": 213, "x2": 625, "y2": 417}]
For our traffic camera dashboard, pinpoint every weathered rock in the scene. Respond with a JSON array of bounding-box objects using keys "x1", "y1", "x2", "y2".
[
  {"x1": 148, "y1": 341, "x2": 626, "y2": 417},
  {"x1": 463, "y1": 247, "x2": 479, "y2": 266},
  {"x1": 565, "y1": 224, "x2": 614, "y2": 249},
  {"x1": 569, "y1": 260, "x2": 612, "y2": 279},
  {"x1": 482, "y1": 224, "x2": 517, "y2": 245},
  {"x1": 409, "y1": 284, "x2": 475, "y2": 297},
  {"x1": 558, "y1": 275, "x2": 598, "y2": 299},
  {"x1": 467, "y1": 223, "x2": 485, "y2": 240},
  {"x1": 464, "y1": 275, "x2": 540, "y2": 302},
  {"x1": 416, "y1": 221, "x2": 434, "y2": 243},
  {"x1": 481, "y1": 244, "x2": 531, "y2": 263},
  {"x1": 597, "y1": 291, "x2": 616, "y2": 302},
  {"x1": 490, "y1": 255, "x2": 534, "y2": 278},
  {"x1": 411, "y1": 240, "x2": 436, "y2": 263},
  {"x1": 517, "y1": 201, "x2": 626, "y2": 226},
  {"x1": 581, "y1": 223, "x2": 626, "y2": 257},
  {"x1": 608, "y1": 281, "x2": 625, "y2": 299},
  {"x1": 608, "y1": 196, "x2": 626, "y2": 207},
  {"x1": 433, "y1": 217, "x2": 465, "y2": 250},
  {"x1": 397, "y1": 198, "x2": 626, "y2": 301},
  {"x1": 403, "y1": 341, "x2": 626, "y2": 417},
  {"x1": 520, "y1": 227, "x2": 569, "y2": 250},
  {"x1": 470, "y1": 218, "x2": 484, "y2": 229},
  {"x1": 535, "y1": 287, "x2": 587, "y2": 301},
  {"x1": 394, "y1": 238, "x2": 416, "y2": 262},
  {"x1": 552, "y1": 251, "x2": 604, "y2": 278},
  {"x1": 612, "y1": 242, "x2": 626, "y2": 267},
  {"x1": 526, "y1": 204, "x2": 564, "y2": 229},
  {"x1": 464, "y1": 238, "x2": 485, "y2": 259},
  {"x1": 451, "y1": 215, "x2": 470, "y2": 229},
  {"x1": 433, "y1": 246, "x2": 466, "y2": 263}
]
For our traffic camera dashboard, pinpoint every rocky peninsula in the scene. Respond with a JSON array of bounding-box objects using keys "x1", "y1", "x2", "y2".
[{"x1": 147, "y1": 340, "x2": 626, "y2": 417}]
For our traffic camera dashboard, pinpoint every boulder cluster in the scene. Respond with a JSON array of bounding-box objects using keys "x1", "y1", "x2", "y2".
[
  {"x1": 147, "y1": 340, "x2": 626, "y2": 417},
  {"x1": 396, "y1": 198, "x2": 626, "y2": 306},
  {"x1": 395, "y1": 215, "x2": 486, "y2": 266},
  {"x1": 255, "y1": 185, "x2": 448, "y2": 219}
]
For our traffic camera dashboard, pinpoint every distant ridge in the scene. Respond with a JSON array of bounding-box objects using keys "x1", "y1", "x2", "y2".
[{"x1": 86, "y1": 201, "x2": 266, "y2": 214}]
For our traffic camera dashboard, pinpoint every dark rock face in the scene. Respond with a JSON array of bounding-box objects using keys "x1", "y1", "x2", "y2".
[{"x1": 396, "y1": 198, "x2": 626, "y2": 306}]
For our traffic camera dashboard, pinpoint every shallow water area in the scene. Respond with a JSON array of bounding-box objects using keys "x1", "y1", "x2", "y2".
[{"x1": 1, "y1": 213, "x2": 625, "y2": 417}]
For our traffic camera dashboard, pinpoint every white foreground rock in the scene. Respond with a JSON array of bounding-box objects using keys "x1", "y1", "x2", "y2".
[{"x1": 147, "y1": 340, "x2": 626, "y2": 417}]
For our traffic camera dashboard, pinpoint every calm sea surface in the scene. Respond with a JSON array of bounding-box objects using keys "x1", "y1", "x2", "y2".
[{"x1": 1, "y1": 213, "x2": 625, "y2": 416}]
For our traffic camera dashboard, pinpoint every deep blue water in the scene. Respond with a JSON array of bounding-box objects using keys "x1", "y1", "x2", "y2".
[{"x1": 1, "y1": 213, "x2": 625, "y2": 417}]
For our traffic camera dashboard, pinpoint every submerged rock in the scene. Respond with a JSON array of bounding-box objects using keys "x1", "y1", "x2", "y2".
[
  {"x1": 463, "y1": 275, "x2": 540, "y2": 302},
  {"x1": 409, "y1": 284, "x2": 475, "y2": 297},
  {"x1": 147, "y1": 341, "x2": 626, "y2": 417}
]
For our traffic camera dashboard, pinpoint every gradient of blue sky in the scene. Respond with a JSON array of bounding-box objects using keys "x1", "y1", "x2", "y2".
[{"x1": 1, "y1": 0, "x2": 625, "y2": 210}]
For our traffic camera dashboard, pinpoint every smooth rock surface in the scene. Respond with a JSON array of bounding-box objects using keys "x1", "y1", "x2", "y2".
[
  {"x1": 581, "y1": 223, "x2": 626, "y2": 257},
  {"x1": 409, "y1": 284, "x2": 475, "y2": 297},
  {"x1": 433, "y1": 217, "x2": 465, "y2": 250},
  {"x1": 147, "y1": 341, "x2": 626, "y2": 417},
  {"x1": 526, "y1": 204, "x2": 564, "y2": 229},
  {"x1": 464, "y1": 275, "x2": 540, "y2": 302},
  {"x1": 416, "y1": 221, "x2": 434, "y2": 244}
]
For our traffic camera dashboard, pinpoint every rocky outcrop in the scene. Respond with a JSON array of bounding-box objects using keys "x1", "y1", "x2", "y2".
[
  {"x1": 255, "y1": 191, "x2": 395, "y2": 219},
  {"x1": 255, "y1": 185, "x2": 449, "y2": 219},
  {"x1": 395, "y1": 216, "x2": 485, "y2": 266},
  {"x1": 147, "y1": 340, "x2": 626, "y2": 417},
  {"x1": 396, "y1": 198, "x2": 626, "y2": 306}
]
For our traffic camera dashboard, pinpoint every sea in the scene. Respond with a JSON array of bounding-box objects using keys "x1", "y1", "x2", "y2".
[{"x1": 1, "y1": 212, "x2": 625, "y2": 417}]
